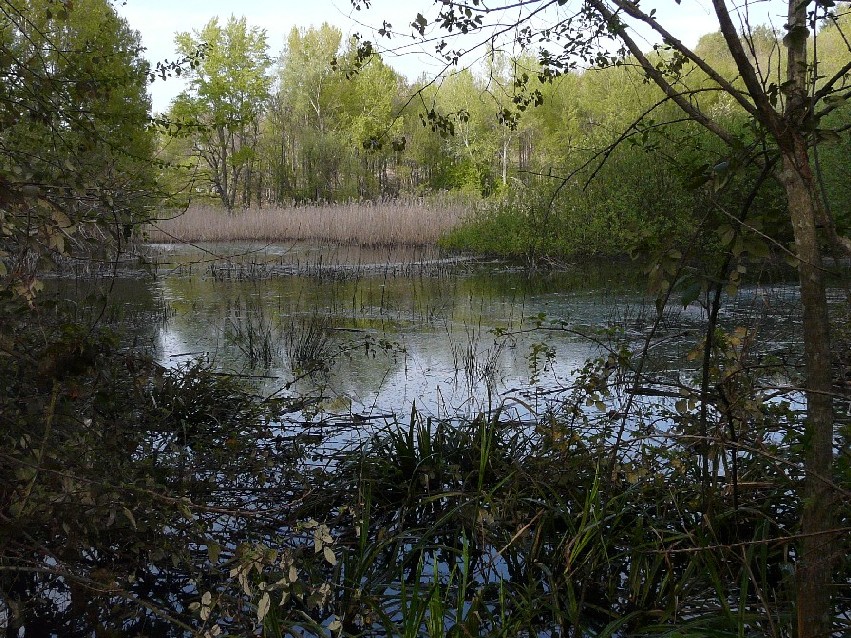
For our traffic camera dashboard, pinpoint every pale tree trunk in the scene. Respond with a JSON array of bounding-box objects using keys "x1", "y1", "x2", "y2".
[
  {"x1": 501, "y1": 132, "x2": 509, "y2": 186},
  {"x1": 213, "y1": 126, "x2": 232, "y2": 211}
]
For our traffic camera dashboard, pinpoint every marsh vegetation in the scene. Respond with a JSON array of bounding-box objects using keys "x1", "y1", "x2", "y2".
[{"x1": 146, "y1": 199, "x2": 469, "y2": 246}]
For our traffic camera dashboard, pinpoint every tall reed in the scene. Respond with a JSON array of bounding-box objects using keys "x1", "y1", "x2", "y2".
[{"x1": 146, "y1": 198, "x2": 471, "y2": 246}]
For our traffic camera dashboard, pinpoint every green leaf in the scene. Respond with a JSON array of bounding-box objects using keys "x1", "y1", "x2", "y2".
[
  {"x1": 208, "y1": 542, "x2": 221, "y2": 563},
  {"x1": 680, "y1": 281, "x2": 702, "y2": 308}
]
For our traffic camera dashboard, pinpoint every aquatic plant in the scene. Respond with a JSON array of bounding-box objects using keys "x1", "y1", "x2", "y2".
[
  {"x1": 448, "y1": 324, "x2": 511, "y2": 396},
  {"x1": 223, "y1": 295, "x2": 277, "y2": 369},
  {"x1": 284, "y1": 312, "x2": 335, "y2": 378}
]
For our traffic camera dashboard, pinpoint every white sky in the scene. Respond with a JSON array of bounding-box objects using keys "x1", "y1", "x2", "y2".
[{"x1": 114, "y1": 0, "x2": 787, "y2": 114}]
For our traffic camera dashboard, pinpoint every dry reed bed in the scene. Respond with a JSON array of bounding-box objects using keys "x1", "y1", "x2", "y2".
[{"x1": 146, "y1": 200, "x2": 469, "y2": 245}]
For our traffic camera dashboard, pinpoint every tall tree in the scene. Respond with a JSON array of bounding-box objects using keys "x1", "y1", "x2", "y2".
[
  {"x1": 171, "y1": 16, "x2": 271, "y2": 210},
  {"x1": 334, "y1": 40, "x2": 406, "y2": 197},
  {"x1": 274, "y1": 24, "x2": 347, "y2": 200}
]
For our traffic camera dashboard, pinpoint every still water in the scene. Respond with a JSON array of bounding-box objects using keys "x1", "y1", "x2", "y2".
[{"x1": 102, "y1": 242, "x2": 813, "y2": 421}]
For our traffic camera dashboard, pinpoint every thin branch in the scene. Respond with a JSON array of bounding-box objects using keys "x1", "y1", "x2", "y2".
[
  {"x1": 585, "y1": 0, "x2": 737, "y2": 147},
  {"x1": 710, "y1": 0, "x2": 783, "y2": 131},
  {"x1": 609, "y1": 0, "x2": 758, "y2": 118},
  {"x1": 813, "y1": 60, "x2": 851, "y2": 103},
  {"x1": 652, "y1": 526, "x2": 851, "y2": 554}
]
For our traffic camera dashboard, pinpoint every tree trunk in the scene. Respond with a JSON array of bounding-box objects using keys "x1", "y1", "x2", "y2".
[
  {"x1": 778, "y1": 137, "x2": 836, "y2": 638},
  {"x1": 217, "y1": 126, "x2": 231, "y2": 211},
  {"x1": 501, "y1": 135, "x2": 508, "y2": 186}
]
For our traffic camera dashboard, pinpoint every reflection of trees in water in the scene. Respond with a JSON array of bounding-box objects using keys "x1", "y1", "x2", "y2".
[
  {"x1": 47, "y1": 276, "x2": 166, "y2": 351},
  {"x1": 148, "y1": 260, "x2": 815, "y2": 420},
  {"x1": 144, "y1": 254, "x2": 825, "y2": 431}
]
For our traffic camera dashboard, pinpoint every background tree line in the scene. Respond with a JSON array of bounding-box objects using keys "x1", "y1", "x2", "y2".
[{"x1": 158, "y1": 9, "x2": 851, "y2": 267}]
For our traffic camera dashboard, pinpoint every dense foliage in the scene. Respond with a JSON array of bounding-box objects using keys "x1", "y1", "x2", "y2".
[{"x1": 1, "y1": 0, "x2": 156, "y2": 299}]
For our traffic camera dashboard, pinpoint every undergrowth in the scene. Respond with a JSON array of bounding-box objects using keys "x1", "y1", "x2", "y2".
[{"x1": 2, "y1": 292, "x2": 849, "y2": 636}]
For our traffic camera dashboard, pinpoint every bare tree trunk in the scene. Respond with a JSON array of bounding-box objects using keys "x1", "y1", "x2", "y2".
[
  {"x1": 501, "y1": 134, "x2": 508, "y2": 186},
  {"x1": 217, "y1": 126, "x2": 231, "y2": 210},
  {"x1": 778, "y1": 138, "x2": 836, "y2": 638}
]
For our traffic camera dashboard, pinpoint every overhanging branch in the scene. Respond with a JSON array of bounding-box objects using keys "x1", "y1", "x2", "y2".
[
  {"x1": 585, "y1": 0, "x2": 737, "y2": 147},
  {"x1": 608, "y1": 0, "x2": 758, "y2": 118}
]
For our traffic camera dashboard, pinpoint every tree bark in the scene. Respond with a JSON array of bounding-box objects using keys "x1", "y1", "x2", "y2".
[{"x1": 778, "y1": 136, "x2": 836, "y2": 638}]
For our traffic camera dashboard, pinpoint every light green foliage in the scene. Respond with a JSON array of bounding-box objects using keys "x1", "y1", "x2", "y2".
[
  {"x1": 812, "y1": 6, "x2": 851, "y2": 232},
  {"x1": 432, "y1": 69, "x2": 500, "y2": 194},
  {"x1": 270, "y1": 23, "x2": 349, "y2": 201},
  {"x1": 171, "y1": 16, "x2": 272, "y2": 210},
  {"x1": 278, "y1": 23, "x2": 343, "y2": 135},
  {"x1": 267, "y1": 24, "x2": 403, "y2": 201},
  {"x1": 443, "y1": 59, "x2": 728, "y2": 259}
]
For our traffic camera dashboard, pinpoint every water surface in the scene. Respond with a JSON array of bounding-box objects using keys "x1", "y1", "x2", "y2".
[{"x1": 114, "y1": 242, "x2": 814, "y2": 425}]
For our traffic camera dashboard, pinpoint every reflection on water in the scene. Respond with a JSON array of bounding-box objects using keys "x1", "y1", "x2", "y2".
[
  {"x1": 147, "y1": 242, "x2": 656, "y2": 418},
  {"x1": 65, "y1": 242, "x2": 814, "y2": 420}
]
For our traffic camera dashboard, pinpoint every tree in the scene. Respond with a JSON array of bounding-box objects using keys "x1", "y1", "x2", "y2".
[
  {"x1": 355, "y1": 1, "x2": 850, "y2": 634},
  {"x1": 270, "y1": 24, "x2": 344, "y2": 201},
  {"x1": 334, "y1": 41, "x2": 406, "y2": 198},
  {"x1": 171, "y1": 16, "x2": 272, "y2": 210},
  {"x1": 274, "y1": 24, "x2": 357, "y2": 200},
  {"x1": 1, "y1": 0, "x2": 155, "y2": 301},
  {"x1": 267, "y1": 25, "x2": 405, "y2": 201}
]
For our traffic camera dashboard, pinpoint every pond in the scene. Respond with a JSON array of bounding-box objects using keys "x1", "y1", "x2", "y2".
[{"x1": 88, "y1": 241, "x2": 818, "y2": 426}]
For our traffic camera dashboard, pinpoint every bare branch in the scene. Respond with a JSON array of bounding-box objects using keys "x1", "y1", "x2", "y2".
[
  {"x1": 609, "y1": 0, "x2": 759, "y2": 118},
  {"x1": 710, "y1": 0, "x2": 783, "y2": 131},
  {"x1": 813, "y1": 59, "x2": 851, "y2": 102}
]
